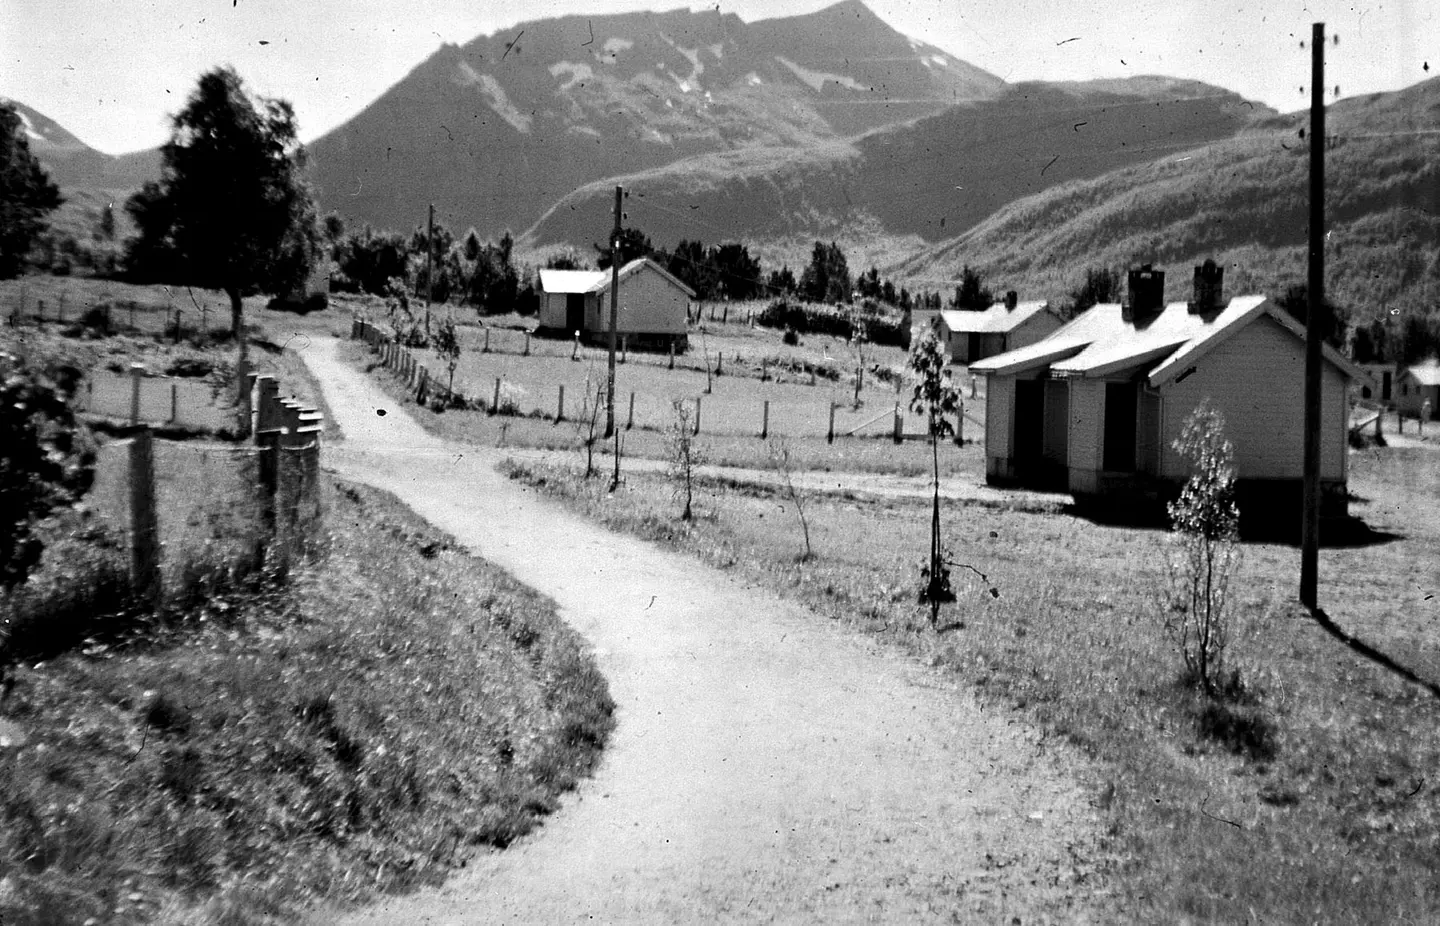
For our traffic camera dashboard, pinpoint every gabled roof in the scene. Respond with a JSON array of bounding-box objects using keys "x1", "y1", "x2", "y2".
[
  {"x1": 538, "y1": 268, "x2": 606, "y2": 294},
  {"x1": 536, "y1": 258, "x2": 696, "y2": 299},
  {"x1": 937, "y1": 300, "x2": 1054, "y2": 335},
  {"x1": 970, "y1": 296, "x2": 1364, "y2": 385},
  {"x1": 1401, "y1": 359, "x2": 1440, "y2": 387}
]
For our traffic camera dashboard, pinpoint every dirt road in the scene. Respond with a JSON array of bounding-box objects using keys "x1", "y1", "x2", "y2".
[{"x1": 300, "y1": 337, "x2": 1110, "y2": 924}]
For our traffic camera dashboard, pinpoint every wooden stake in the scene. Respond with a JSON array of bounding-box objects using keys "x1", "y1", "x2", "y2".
[
  {"x1": 627, "y1": 391, "x2": 635, "y2": 430},
  {"x1": 761, "y1": 400, "x2": 769, "y2": 439},
  {"x1": 1300, "y1": 21, "x2": 1325, "y2": 608}
]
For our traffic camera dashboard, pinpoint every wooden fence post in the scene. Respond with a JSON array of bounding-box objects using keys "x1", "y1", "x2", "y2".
[
  {"x1": 170, "y1": 381, "x2": 179, "y2": 423},
  {"x1": 893, "y1": 403, "x2": 904, "y2": 444},
  {"x1": 627, "y1": 391, "x2": 635, "y2": 430},
  {"x1": 621, "y1": 336, "x2": 627, "y2": 364},
  {"x1": 129, "y1": 363, "x2": 144, "y2": 425},
  {"x1": 572, "y1": 331, "x2": 580, "y2": 360},
  {"x1": 524, "y1": 332, "x2": 531, "y2": 356},
  {"x1": 484, "y1": 327, "x2": 491, "y2": 353},
  {"x1": 493, "y1": 377, "x2": 501, "y2": 413},
  {"x1": 668, "y1": 341, "x2": 675, "y2": 370},
  {"x1": 827, "y1": 402, "x2": 836, "y2": 444},
  {"x1": 694, "y1": 396, "x2": 702, "y2": 435},
  {"x1": 128, "y1": 429, "x2": 161, "y2": 607},
  {"x1": 556, "y1": 384, "x2": 565, "y2": 422},
  {"x1": 761, "y1": 400, "x2": 769, "y2": 439}
]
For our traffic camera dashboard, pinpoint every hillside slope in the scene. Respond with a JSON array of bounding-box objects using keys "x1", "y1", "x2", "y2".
[
  {"x1": 306, "y1": 0, "x2": 1001, "y2": 236},
  {"x1": 522, "y1": 77, "x2": 1260, "y2": 252},
  {"x1": 889, "y1": 77, "x2": 1440, "y2": 317}
]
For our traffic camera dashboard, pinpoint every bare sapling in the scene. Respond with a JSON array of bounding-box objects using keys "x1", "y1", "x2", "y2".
[
  {"x1": 433, "y1": 314, "x2": 462, "y2": 405},
  {"x1": 1162, "y1": 400, "x2": 1243, "y2": 696},
  {"x1": 909, "y1": 323, "x2": 995, "y2": 629},
  {"x1": 576, "y1": 378, "x2": 605, "y2": 479},
  {"x1": 767, "y1": 437, "x2": 813, "y2": 561},
  {"x1": 851, "y1": 316, "x2": 869, "y2": 409},
  {"x1": 701, "y1": 327, "x2": 713, "y2": 394},
  {"x1": 665, "y1": 400, "x2": 703, "y2": 520}
]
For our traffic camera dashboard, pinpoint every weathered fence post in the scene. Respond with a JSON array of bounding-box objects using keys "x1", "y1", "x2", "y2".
[
  {"x1": 129, "y1": 363, "x2": 144, "y2": 425},
  {"x1": 523, "y1": 332, "x2": 531, "y2": 356},
  {"x1": 170, "y1": 381, "x2": 179, "y2": 423},
  {"x1": 893, "y1": 403, "x2": 904, "y2": 444},
  {"x1": 621, "y1": 336, "x2": 628, "y2": 364},
  {"x1": 572, "y1": 331, "x2": 580, "y2": 360},
  {"x1": 493, "y1": 377, "x2": 501, "y2": 414},
  {"x1": 128, "y1": 429, "x2": 161, "y2": 607},
  {"x1": 955, "y1": 401, "x2": 964, "y2": 446},
  {"x1": 761, "y1": 358, "x2": 768, "y2": 382},
  {"x1": 722, "y1": 304, "x2": 728, "y2": 324},
  {"x1": 484, "y1": 327, "x2": 491, "y2": 353},
  {"x1": 761, "y1": 400, "x2": 769, "y2": 439},
  {"x1": 627, "y1": 391, "x2": 635, "y2": 430},
  {"x1": 173, "y1": 309, "x2": 182, "y2": 343},
  {"x1": 556, "y1": 384, "x2": 565, "y2": 422},
  {"x1": 827, "y1": 402, "x2": 836, "y2": 444},
  {"x1": 694, "y1": 396, "x2": 702, "y2": 435},
  {"x1": 668, "y1": 341, "x2": 675, "y2": 370}
]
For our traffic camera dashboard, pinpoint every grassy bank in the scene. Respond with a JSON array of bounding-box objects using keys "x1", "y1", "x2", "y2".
[
  {"x1": 0, "y1": 477, "x2": 614, "y2": 925},
  {"x1": 502, "y1": 448, "x2": 1440, "y2": 923}
]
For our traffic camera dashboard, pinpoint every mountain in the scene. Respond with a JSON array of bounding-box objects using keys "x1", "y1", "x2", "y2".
[
  {"x1": 3, "y1": 99, "x2": 160, "y2": 189},
  {"x1": 521, "y1": 76, "x2": 1261, "y2": 254},
  {"x1": 306, "y1": 0, "x2": 1003, "y2": 236},
  {"x1": 887, "y1": 76, "x2": 1440, "y2": 319}
]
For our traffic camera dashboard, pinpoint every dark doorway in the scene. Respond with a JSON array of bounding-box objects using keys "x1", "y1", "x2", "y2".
[
  {"x1": 1103, "y1": 382, "x2": 1138, "y2": 472},
  {"x1": 566, "y1": 293, "x2": 585, "y2": 332}
]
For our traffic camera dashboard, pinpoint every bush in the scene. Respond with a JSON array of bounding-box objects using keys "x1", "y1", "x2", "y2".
[{"x1": 755, "y1": 297, "x2": 908, "y2": 347}]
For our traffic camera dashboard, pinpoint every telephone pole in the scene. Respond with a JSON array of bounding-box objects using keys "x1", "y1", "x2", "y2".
[
  {"x1": 605, "y1": 185, "x2": 623, "y2": 438},
  {"x1": 1300, "y1": 22, "x2": 1325, "y2": 608}
]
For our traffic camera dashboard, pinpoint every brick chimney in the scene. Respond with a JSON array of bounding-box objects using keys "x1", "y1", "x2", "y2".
[
  {"x1": 1003, "y1": 290, "x2": 1018, "y2": 310},
  {"x1": 1190, "y1": 259, "x2": 1224, "y2": 313},
  {"x1": 1123, "y1": 265, "x2": 1165, "y2": 324}
]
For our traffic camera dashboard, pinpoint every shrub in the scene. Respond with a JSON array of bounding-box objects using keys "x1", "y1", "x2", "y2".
[
  {"x1": 1161, "y1": 401, "x2": 1243, "y2": 696},
  {"x1": 665, "y1": 401, "x2": 703, "y2": 521}
]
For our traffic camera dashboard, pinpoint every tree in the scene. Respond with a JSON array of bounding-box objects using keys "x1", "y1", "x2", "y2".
[
  {"x1": 799, "y1": 241, "x2": 851, "y2": 304},
  {"x1": 0, "y1": 353, "x2": 94, "y2": 590},
  {"x1": 333, "y1": 227, "x2": 409, "y2": 296},
  {"x1": 1161, "y1": 401, "x2": 1242, "y2": 696},
  {"x1": 767, "y1": 265, "x2": 796, "y2": 296},
  {"x1": 668, "y1": 239, "x2": 717, "y2": 300},
  {"x1": 125, "y1": 67, "x2": 319, "y2": 366},
  {"x1": 665, "y1": 400, "x2": 703, "y2": 521},
  {"x1": 432, "y1": 313, "x2": 462, "y2": 402},
  {"x1": 711, "y1": 242, "x2": 763, "y2": 301},
  {"x1": 1276, "y1": 283, "x2": 1347, "y2": 350},
  {"x1": 1068, "y1": 266, "x2": 1121, "y2": 318},
  {"x1": 97, "y1": 203, "x2": 116, "y2": 242},
  {"x1": 909, "y1": 324, "x2": 962, "y2": 628},
  {"x1": 0, "y1": 102, "x2": 63, "y2": 278},
  {"x1": 767, "y1": 438, "x2": 813, "y2": 561},
  {"x1": 951, "y1": 265, "x2": 992, "y2": 311},
  {"x1": 596, "y1": 226, "x2": 653, "y2": 270}
]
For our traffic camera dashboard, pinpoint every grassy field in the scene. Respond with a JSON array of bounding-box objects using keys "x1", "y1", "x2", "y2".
[
  {"x1": 502, "y1": 446, "x2": 1440, "y2": 923},
  {"x1": 0, "y1": 476, "x2": 614, "y2": 925}
]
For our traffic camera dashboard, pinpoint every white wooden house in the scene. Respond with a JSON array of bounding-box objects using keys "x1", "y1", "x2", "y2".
[
  {"x1": 969, "y1": 264, "x2": 1364, "y2": 516},
  {"x1": 537, "y1": 258, "x2": 693, "y2": 350},
  {"x1": 936, "y1": 293, "x2": 1064, "y2": 364},
  {"x1": 1396, "y1": 359, "x2": 1440, "y2": 420}
]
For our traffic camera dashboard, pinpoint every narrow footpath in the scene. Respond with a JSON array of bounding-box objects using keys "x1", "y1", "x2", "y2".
[{"x1": 300, "y1": 337, "x2": 1110, "y2": 924}]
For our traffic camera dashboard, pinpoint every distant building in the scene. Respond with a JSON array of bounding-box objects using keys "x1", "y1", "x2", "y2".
[
  {"x1": 537, "y1": 258, "x2": 693, "y2": 350},
  {"x1": 1396, "y1": 359, "x2": 1440, "y2": 420},
  {"x1": 1356, "y1": 362, "x2": 1395, "y2": 402},
  {"x1": 969, "y1": 263, "x2": 1364, "y2": 517},
  {"x1": 934, "y1": 292, "x2": 1064, "y2": 364}
]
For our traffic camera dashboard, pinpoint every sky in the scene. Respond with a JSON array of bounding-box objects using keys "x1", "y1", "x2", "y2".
[{"x1": 2, "y1": 0, "x2": 1434, "y2": 155}]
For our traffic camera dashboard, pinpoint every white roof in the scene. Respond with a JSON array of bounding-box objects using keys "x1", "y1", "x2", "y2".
[
  {"x1": 970, "y1": 296, "x2": 1364, "y2": 385},
  {"x1": 1403, "y1": 360, "x2": 1440, "y2": 387},
  {"x1": 538, "y1": 258, "x2": 697, "y2": 299},
  {"x1": 937, "y1": 301, "x2": 1053, "y2": 335}
]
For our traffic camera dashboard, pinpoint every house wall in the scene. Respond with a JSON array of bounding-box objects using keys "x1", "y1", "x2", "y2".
[
  {"x1": 984, "y1": 376, "x2": 1014, "y2": 482},
  {"x1": 1159, "y1": 315, "x2": 1347, "y2": 482},
  {"x1": 586, "y1": 267, "x2": 687, "y2": 336},
  {"x1": 976, "y1": 333, "x2": 1007, "y2": 361},
  {"x1": 1395, "y1": 376, "x2": 1439, "y2": 419},
  {"x1": 539, "y1": 292, "x2": 568, "y2": 329}
]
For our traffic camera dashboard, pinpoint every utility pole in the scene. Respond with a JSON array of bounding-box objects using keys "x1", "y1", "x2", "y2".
[
  {"x1": 605, "y1": 185, "x2": 623, "y2": 438},
  {"x1": 1300, "y1": 22, "x2": 1325, "y2": 608},
  {"x1": 424, "y1": 203, "x2": 435, "y2": 334}
]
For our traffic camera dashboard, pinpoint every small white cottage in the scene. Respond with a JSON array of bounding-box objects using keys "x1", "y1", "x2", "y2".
[
  {"x1": 537, "y1": 258, "x2": 693, "y2": 350},
  {"x1": 1396, "y1": 359, "x2": 1440, "y2": 420},
  {"x1": 936, "y1": 293, "x2": 1064, "y2": 364},
  {"x1": 969, "y1": 263, "x2": 1364, "y2": 517}
]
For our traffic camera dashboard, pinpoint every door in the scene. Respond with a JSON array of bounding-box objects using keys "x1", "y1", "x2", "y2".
[
  {"x1": 1103, "y1": 382, "x2": 1138, "y2": 472},
  {"x1": 1014, "y1": 380, "x2": 1044, "y2": 472},
  {"x1": 566, "y1": 293, "x2": 585, "y2": 332}
]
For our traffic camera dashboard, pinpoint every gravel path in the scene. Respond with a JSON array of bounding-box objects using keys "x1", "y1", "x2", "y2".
[{"x1": 299, "y1": 336, "x2": 1110, "y2": 924}]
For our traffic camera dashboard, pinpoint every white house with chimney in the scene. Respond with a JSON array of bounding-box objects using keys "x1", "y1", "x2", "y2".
[
  {"x1": 935, "y1": 292, "x2": 1064, "y2": 364},
  {"x1": 969, "y1": 262, "x2": 1364, "y2": 517}
]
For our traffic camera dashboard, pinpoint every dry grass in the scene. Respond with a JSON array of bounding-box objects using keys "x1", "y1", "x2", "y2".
[
  {"x1": 503, "y1": 447, "x2": 1440, "y2": 923},
  {"x1": 0, "y1": 477, "x2": 614, "y2": 925}
]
